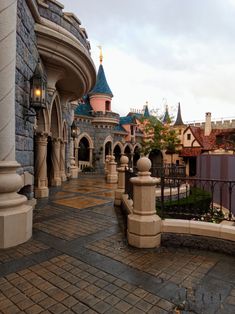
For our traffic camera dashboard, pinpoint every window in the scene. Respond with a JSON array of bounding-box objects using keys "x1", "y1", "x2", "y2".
[
  {"x1": 187, "y1": 133, "x2": 191, "y2": 140},
  {"x1": 105, "y1": 101, "x2": 110, "y2": 111},
  {"x1": 178, "y1": 129, "x2": 182, "y2": 135}
]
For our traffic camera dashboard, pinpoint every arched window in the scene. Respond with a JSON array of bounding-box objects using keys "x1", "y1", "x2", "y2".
[
  {"x1": 105, "y1": 101, "x2": 110, "y2": 111},
  {"x1": 78, "y1": 137, "x2": 89, "y2": 161}
]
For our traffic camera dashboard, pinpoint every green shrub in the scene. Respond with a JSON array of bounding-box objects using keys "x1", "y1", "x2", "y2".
[{"x1": 157, "y1": 187, "x2": 212, "y2": 220}]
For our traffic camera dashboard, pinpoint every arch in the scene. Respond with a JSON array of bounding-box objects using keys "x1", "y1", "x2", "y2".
[
  {"x1": 113, "y1": 145, "x2": 122, "y2": 165},
  {"x1": 78, "y1": 137, "x2": 90, "y2": 162},
  {"x1": 124, "y1": 143, "x2": 134, "y2": 154},
  {"x1": 113, "y1": 141, "x2": 124, "y2": 154},
  {"x1": 149, "y1": 149, "x2": 163, "y2": 168},
  {"x1": 49, "y1": 92, "x2": 62, "y2": 139},
  {"x1": 133, "y1": 144, "x2": 141, "y2": 167},
  {"x1": 75, "y1": 132, "x2": 94, "y2": 149}
]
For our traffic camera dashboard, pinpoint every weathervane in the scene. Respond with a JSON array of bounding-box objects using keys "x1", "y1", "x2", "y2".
[{"x1": 97, "y1": 45, "x2": 103, "y2": 64}]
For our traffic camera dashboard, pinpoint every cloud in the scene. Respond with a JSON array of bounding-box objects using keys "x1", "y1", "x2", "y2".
[{"x1": 62, "y1": 0, "x2": 235, "y2": 121}]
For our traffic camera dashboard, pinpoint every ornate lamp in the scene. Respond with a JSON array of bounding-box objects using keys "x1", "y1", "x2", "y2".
[
  {"x1": 71, "y1": 121, "x2": 77, "y2": 139},
  {"x1": 30, "y1": 60, "x2": 46, "y2": 117}
]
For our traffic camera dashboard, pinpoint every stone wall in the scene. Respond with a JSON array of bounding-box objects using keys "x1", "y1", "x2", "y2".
[
  {"x1": 16, "y1": 0, "x2": 39, "y2": 198},
  {"x1": 38, "y1": 0, "x2": 90, "y2": 52}
]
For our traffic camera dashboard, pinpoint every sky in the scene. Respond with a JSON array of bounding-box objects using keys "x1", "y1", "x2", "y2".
[{"x1": 62, "y1": 0, "x2": 235, "y2": 123}]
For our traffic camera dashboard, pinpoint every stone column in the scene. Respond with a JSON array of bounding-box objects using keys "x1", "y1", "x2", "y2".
[
  {"x1": 127, "y1": 157, "x2": 161, "y2": 248},
  {"x1": 107, "y1": 155, "x2": 118, "y2": 184},
  {"x1": 60, "y1": 140, "x2": 67, "y2": 181},
  {"x1": 51, "y1": 138, "x2": 62, "y2": 186},
  {"x1": 114, "y1": 156, "x2": 128, "y2": 205},
  {"x1": 105, "y1": 154, "x2": 111, "y2": 178},
  {"x1": 0, "y1": 0, "x2": 32, "y2": 248},
  {"x1": 89, "y1": 147, "x2": 93, "y2": 167},
  {"x1": 34, "y1": 132, "x2": 49, "y2": 198},
  {"x1": 70, "y1": 138, "x2": 78, "y2": 178}
]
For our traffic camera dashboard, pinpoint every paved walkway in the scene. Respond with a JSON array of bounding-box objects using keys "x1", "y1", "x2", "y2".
[{"x1": 0, "y1": 175, "x2": 235, "y2": 314}]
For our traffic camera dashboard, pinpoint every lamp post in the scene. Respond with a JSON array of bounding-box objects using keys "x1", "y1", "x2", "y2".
[{"x1": 70, "y1": 120, "x2": 78, "y2": 178}]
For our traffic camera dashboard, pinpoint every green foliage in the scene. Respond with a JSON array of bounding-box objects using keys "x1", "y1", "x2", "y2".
[
  {"x1": 141, "y1": 116, "x2": 180, "y2": 156},
  {"x1": 157, "y1": 187, "x2": 212, "y2": 220}
]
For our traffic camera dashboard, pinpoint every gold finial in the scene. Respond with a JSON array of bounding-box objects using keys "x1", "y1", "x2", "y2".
[{"x1": 97, "y1": 45, "x2": 103, "y2": 64}]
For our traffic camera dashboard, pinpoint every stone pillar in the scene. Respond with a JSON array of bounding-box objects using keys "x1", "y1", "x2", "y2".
[
  {"x1": 51, "y1": 138, "x2": 62, "y2": 186},
  {"x1": 70, "y1": 139, "x2": 78, "y2": 178},
  {"x1": 114, "y1": 156, "x2": 128, "y2": 206},
  {"x1": 105, "y1": 155, "x2": 111, "y2": 178},
  {"x1": 34, "y1": 133, "x2": 49, "y2": 198},
  {"x1": 127, "y1": 157, "x2": 161, "y2": 248},
  {"x1": 107, "y1": 155, "x2": 118, "y2": 184},
  {"x1": 0, "y1": 0, "x2": 32, "y2": 248},
  {"x1": 89, "y1": 147, "x2": 93, "y2": 167},
  {"x1": 60, "y1": 140, "x2": 67, "y2": 182}
]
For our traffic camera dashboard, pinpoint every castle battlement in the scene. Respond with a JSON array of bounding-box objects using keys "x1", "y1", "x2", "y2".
[{"x1": 188, "y1": 118, "x2": 235, "y2": 129}]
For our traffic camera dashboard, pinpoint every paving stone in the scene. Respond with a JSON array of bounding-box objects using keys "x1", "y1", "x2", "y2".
[
  {"x1": 25, "y1": 304, "x2": 44, "y2": 314},
  {"x1": 115, "y1": 300, "x2": 132, "y2": 312},
  {"x1": 94, "y1": 300, "x2": 111, "y2": 313},
  {"x1": 48, "y1": 302, "x2": 67, "y2": 314}
]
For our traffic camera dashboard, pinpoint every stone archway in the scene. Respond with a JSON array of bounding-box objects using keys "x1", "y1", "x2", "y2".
[
  {"x1": 113, "y1": 143, "x2": 122, "y2": 165},
  {"x1": 124, "y1": 144, "x2": 133, "y2": 168},
  {"x1": 149, "y1": 149, "x2": 163, "y2": 168},
  {"x1": 76, "y1": 132, "x2": 94, "y2": 171},
  {"x1": 48, "y1": 95, "x2": 62, "y2": 186}
]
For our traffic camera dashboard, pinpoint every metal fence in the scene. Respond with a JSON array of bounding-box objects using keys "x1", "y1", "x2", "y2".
[{"x1": 125, "y1": 166, "x2": 235, "y2": 221}]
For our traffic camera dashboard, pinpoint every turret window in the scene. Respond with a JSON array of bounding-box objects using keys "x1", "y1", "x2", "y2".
[{"x1": 105, "y1": 101, "x2": 110, "y2": 111}]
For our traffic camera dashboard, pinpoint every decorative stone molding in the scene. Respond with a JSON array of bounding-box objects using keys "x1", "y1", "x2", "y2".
[
  {"x1": 114, "y1": 156, "x2": 129, "y2": 205},
  {"x1": 127, "y1": 157, "x2": 161, "y2": 248},
  {"x1": 107, "y1": 155, "x2": 118, "y2": 184}
]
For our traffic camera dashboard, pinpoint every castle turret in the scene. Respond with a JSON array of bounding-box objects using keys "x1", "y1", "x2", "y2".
[
  {"x1": 162, "y1": 105, "x2": 171, "y2": 124},
  {"x1": 89, "y1": 47, "x2": 113, "y2": 113},
  {"x1": 174, "y1": 102, "x2": 184, "y2": 126}
]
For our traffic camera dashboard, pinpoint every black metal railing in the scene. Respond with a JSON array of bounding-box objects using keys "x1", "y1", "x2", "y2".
[
  {"x1": 151, "y1": 165, "x2": 186, "y2": 178},
  {"x1": 124, "y1": 167, "x2": 235, "y2": 221},
  {"x1": 157, "y1": 177, "x2": 235, "y2": 221}
]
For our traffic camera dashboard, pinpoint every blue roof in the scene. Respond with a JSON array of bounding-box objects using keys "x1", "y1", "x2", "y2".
[
  {"x1": 114, "y1": 125, "x2": 128, "y2": 133},
  {"x1": 120, "y1": 116, "x2": 136, "y2": 125},
  {"x1": 162, "y1": 107, "x2": 171, "y2": 124},
  {"x1": 75, "y1": 96, "x2": 93, "y2": 116},
  {"x1": 144, "y1": 105, "x2": 150, "y2": 118},
  {"x1": 89, "y1": 64, "x2": 113, "y2": 97}
]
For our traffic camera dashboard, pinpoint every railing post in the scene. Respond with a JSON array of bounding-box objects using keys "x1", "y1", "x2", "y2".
[
  {"x1": 114, "y1": 156, "x2": 129, "y2": 206},
  {"x1": 127, "y1": 157, "x2": 161, "y2": 248},
  {"x1": 107, "y1": 155, "x2": 118, "y2": 184}
]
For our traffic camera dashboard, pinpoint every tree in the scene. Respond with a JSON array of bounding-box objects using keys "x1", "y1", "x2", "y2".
[{"x1": 140, "y1": 116, "x2": 180, "y2": 160}]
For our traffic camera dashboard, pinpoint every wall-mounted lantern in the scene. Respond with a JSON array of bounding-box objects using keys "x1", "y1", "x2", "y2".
[
  {"x1": 71, "y1": 121, "x2": 77, "y2": 139},
  {"x1": 29, "y1": 60, "x2": 46, "y2": 118}
]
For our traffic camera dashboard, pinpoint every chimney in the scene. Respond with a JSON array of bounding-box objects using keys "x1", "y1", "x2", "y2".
[{"x1": 205, "y1": 112, "x2": 211, "y2": 136}]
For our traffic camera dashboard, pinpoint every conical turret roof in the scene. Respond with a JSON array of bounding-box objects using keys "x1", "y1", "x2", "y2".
[
  {"x1": 162, "y1": 105, "x2": 171, "y2": 124},
  {"x1": 89, "y1": 64, "x2": 113, "y2": 97},
  {"x1": 174, "y1": 103, "x2": 184, "y2": 126}
]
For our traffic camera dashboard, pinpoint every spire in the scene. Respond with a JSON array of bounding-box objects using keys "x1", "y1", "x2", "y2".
[
  {"x1": 174, "y1": 102, "x2": 184, "y2": 126},
  {"x1": 89, "y1": 49, "x2": 113, "y2": 97},
  {"x1": 97, "y1": 45, "x2": 103, "y2": 64},
  {"x1": 144, "y1": 101, "x2": 150, "y2": 118},
  {"x1": 162, "y1": 105, "x2": 171, "y2": 124}
]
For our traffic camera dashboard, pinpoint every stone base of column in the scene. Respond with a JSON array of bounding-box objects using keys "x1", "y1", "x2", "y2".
[
  {"x1": 35, "y1": 187, "x2": 49, "y2": 198},
  {"x1": 51, "y1": 177, "x2": 62, "y2": 186},
  {"x1": 0, "y1": 161, "x2": 33, "y2": 248},
  {"x1": 114, "y1": 189, "x2": 124, "y2": 206},
  {"x1": 127, "y1": 214, "x2": 161, "y2": 248},
  {"x1": 127, "y1": 231, "x2": 161, "y2": 248},
  {"x1": 70, "y1": 166, "x2": 78, "y2": 179},
  {"x1": 107, "y1": 173, "x2": 118, "y2": 184},
  {"x1": 61, "y1": 173, "x2": 67, "y2": 182}
]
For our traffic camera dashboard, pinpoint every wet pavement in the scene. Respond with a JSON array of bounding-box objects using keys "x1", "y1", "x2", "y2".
[{"x1": 0, "y1": 175, "x2": 235, "y2": 314}]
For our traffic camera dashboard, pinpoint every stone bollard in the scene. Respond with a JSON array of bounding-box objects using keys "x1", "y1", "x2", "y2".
[
  {"x1": 114, "y1": 155, "x2": 129, "y2": 205},
  {"x1": 127, "y1": 157, "x2": 161, "y2": 248},
  {"x1": 107, "y1": 155, "x2": 118, "y2": 184}
]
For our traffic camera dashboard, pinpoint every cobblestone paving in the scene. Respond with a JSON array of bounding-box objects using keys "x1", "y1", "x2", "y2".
[{"x1": 0, "y1": 175, "x2": 235, "y2": 313}]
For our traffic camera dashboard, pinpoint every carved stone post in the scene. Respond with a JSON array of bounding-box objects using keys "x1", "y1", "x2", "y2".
[
  {"x1": 0, "y1": 0, "x2": 32, "y2": 247},
  {"x1": 60, "y1": 140, "x2": 67, "y2": 181},
  {"x1": 105, "y1": 154, "x2": 111, "y2": 178},
  {"x1": 114, "y1": 156, "x2": 128, "y2": 205},
  {"x1": 127, "y1": 157, "x2": 161, "y2": 248},
  {"x1": 107, "y1": 155, "x2": 118, "y2": 184},
  {"x1": 34, "y1": 133, "x2": 49, "y2": 198},
  {"x1": 70, "y1": 138, "x2": 78, "y2": 178},
  {"x1": 51, "y1": 138, "x2": 62, "y2": 186},
  {"x1": 89, "y1": 147, "x2": 93, "y2": 167}
]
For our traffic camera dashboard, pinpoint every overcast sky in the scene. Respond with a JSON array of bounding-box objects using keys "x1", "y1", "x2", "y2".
[{"x1": 62, "y1": 0, "x2": 235, "y2": 122}]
